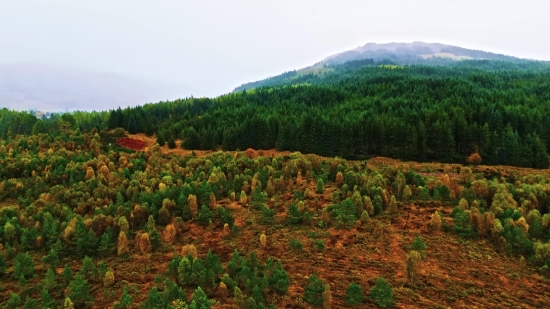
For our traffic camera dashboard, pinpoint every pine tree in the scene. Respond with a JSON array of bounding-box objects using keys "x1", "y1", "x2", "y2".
[
  {"x1": 304, "y1": 274, "x2": 325, "y2": 306},
  {"x1": 41, "y1": 248, "x2": 60, "y2": 268},
  {"x1": 42, "y1": 267, "x2": 58, "y2": 290},
  {"x1": 81, "y1": 256, "x2": 98, "y2": 281},
  {"x1": 316, "y1": 178, "x2": 325, "y2": 194},
  {"x1": 68, "y1": 273, "x2": 94, "y2": 306},
  {"x1": 7, "y1": 293, "x2": 21, "y2": 309},
  {"x1": 143, "y1": 287, "x2": 165, "y2": 309},
  {"x1": 369, "y1": 277, "x2": 394, "y2": 308},
  {"x1": 41, "y1": 288, "x2": 56, "y2": 309},
  {"x1": 13, "y1": 252, "x2": 35, "y2": 283},
  {"x1": 60, "y1": 264, "x2": 73, "y2": 285},
  {"x1": 190, "y1": 286, "x2": 215, "y2": 309},
  {"x1": 345, "y1": 282, "x2": 364, "y2": 305},
  {"x1": 23, "y1": 296, "x2": 38, "y2": 309},
  {"x1": 114, "y1": 286, "x2": 133, "y2": 309}
]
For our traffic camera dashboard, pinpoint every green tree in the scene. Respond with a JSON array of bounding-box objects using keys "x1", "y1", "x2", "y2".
[
  {"x1": 6, "y1": 293, "x2": 21, "y2": 309},
  {"x1": 316, "y1": 178, "x2": 325, "y2": 194},
  {"x1": 68, "y1": 273, "x2": 94, "y2": 306},
  {"x1": 304, "y1": 274, "x2": 324, "y2": 306},
  {"x1": 144, "y1": 287, "x2": 165, "y2": 309},
  {"x1": 41, "y1": 248, "x2": 60, "y2": 269},
  {"x1": 114, "y1": 286, "x2": 133, "y2": 309},
  {"x1": 13, "y1": 252, "x2": 35, "y2": 283},
  {"x1": 42, "y1": 267, "x2": 58, "y2": 290},
  {"x1": 345, "y1": 282, "x2": 364, "y2": 305},
  {"x1": 41, "y1": 288, "x2": 56, "y2": 309},
  {"x1": 189, "y1": 286, "x2": 215, "y2": 309},
  {"x1": 369, "y1": 277, "x2": 394, "y2": 308},
  {"x1": 23, "y1": 296, "x2": 38, "y2": 309},
  {"x1": 408, "y1": 236, "x2": 427, "y2": 258},
  {"x1": 62, "y1": 264, "x2": 73, "y2": 284},
  {"x1": 197, "y1": 205, "x2": 214, "y2": 226}
]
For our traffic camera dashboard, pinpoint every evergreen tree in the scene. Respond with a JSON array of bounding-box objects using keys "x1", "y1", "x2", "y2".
[
  {"x1": 114, "y1": 286, "x2": 133, "y2": 309},
  {"x1": 369, "y1": 277, "x2": 394, "y2": 308},
  {"x1": 143, "y1": 287, "x2": 165, "y2": 309},
  {"x1": 62, "y1": 264, "x2": 73, "y2": 284},
  {"x1": 345, "y1": 282, "x2": 364, "y2": 305},
  {"x1": 41, "y1": 248, "x2": 60, "y2": 268},
  {"x1": 68, "y1": 273, "x2": 94, "y2": 306},
  {"x1": 304, "y1": 274, "x2": 324, "y2": 306},
  {"x1": 42, "y1": 267, "x2": 58, "y2": 290},
  {"x1": 190, "y1": 286, "x2": 215, "y2": 309},
  {"x1": 316, "y1": 178, "x2": 325, "y2": 194},
  {"x1": 6, "y1": 293, "x2": 21, "y2": 309},
  {"x1": 41, "y1": 288, "x2": 56, "y2": 309}
]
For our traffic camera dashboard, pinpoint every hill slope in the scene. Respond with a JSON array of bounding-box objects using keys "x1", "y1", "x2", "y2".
[{"x1": 233, "y1": 42, "x2": 540, "y2": 92}]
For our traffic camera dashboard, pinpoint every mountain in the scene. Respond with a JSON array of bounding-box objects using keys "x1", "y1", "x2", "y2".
[
  {"x1": 0, "y1": 63, "x2": 194, "y2": 112},
  {"x1": 233, "y1": 42, "x2": 537, "y2": 92}
]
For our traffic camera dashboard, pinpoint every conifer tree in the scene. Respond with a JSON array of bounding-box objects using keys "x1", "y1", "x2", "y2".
[
  {"x1": 62, "y1": 264, "x2": 73, "y2": 284},
  {"x1": 304, "y1": 274, "x2": 324, "y2": 306},
  {"x1": 42, "y1": 267, "x2": 58, "y2": 290},
  {"x1": 68, "y1": 273, "x2": 94, "y2": 307},
  {"x1": 41, "y1": 248, "x2": 60, "y2": 268},
  {"x1": 41, "y1": 288, "x2": 56, "y2": 309},
  {"x1": 316, "y1": 178, "x2": 325, "y2": 194},
  {"x1": 369, "y1": 277, "x2": 394, "y2": 308},
  {"x1": 345, "y1": 282, "x2": 364, "y2": 305}
]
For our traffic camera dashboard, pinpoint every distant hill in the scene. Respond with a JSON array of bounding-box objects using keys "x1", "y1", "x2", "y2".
[
  {"x1": 234, "y1": 42, "x2": 539, "y2": 92},
  {"x1": 0, "y1": 63, "x2": 194, "y2": 112}
]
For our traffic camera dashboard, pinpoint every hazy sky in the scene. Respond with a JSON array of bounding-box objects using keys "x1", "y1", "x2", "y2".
[{"x1": 1, "y1": 0, "x2": 549, "y2": 97}]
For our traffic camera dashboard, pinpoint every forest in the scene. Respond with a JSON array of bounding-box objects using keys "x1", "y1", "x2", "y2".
[
  {"x1": 2, "y1": 59, "x2": 550, "y2": 168},
  {"x1": 0, "y1": 129, "x2": 550, "y2": 308}
]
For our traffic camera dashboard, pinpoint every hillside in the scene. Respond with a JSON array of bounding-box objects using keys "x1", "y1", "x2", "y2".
[
  {"x1": 1, "y1": 131, "x2": 550, "y2": 308},
  {"x1": 233, "y1": 42, "x2": 540, "y2": 92},
  {"x1": 0, "y1": 63, "x2": 193, "y2": 112}
]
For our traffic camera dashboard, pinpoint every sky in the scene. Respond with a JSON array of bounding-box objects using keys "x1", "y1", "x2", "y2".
[{"x1": 1, "y1": 0, "x2": 549, "y2": 98}]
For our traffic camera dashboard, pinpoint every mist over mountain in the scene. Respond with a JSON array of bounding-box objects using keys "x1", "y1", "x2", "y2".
[
  {"x1": 0, "y1": 64, "x2": 194, "y2": 112},
  {"x1": 234, "y1": 42, "x2": 541, "y2": 92}
]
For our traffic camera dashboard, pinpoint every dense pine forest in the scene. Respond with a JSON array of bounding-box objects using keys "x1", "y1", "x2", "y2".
[{"x1": 2, "y1": 60, "x2": 550, "y2": 168}]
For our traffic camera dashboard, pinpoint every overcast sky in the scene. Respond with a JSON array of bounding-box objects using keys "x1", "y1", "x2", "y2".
[{"x1": 1, "y1": 0, "x2": 549, "y2": 98}]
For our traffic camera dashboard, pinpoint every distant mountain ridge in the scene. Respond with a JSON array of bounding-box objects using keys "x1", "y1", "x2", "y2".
[
  {"x1": 0, "y1": 63, "x2": 194, "y2": 112},
  {"x1": 234, "y1": 42, "x2": 534, "y2": 92},
  {"x1": 319, "y1": 41, "x2": 521, "y2": 65}
]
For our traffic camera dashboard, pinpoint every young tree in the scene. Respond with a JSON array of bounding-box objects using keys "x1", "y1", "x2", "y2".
[
  {"x1": 345, "y1": 282, "x2": 364, "y2": 306},
  {"x1": 322, "y1": 283, "x2": 332, "y2": 309},
  {"x1": 13, "y1": 252, "x2": 35, "y2": 283},
  {"x1": 41, "y1": 288, "x2": 56, "y2": 309},
  {"x1": 406, "y1": 250, "x2": 422, "y2": 287},
  {"x1": 190, "y1": 286, "x2": 215, "y2": 309},
  {"x1": 408, "y1": 236, "x2": 427, "y2": 258},
  {"x1": 62, "y1": 264, "x2": 73, "y2": 284},
  {"x1": 138, "y1": 232, "x2": 152, "y2": 255},
  {"x1": 429, "y1": 211, "x2": 442, "y2": 232},
  {"x1": 467, "y1": 152, "x2": 482, "y2": 165},
  {"x1": 304, "y1": 274, "x2": 325, "y2": 306},
  {"x1": 114, "y1": 286, "x2": 133, "y2": 309},
  {"x1": 387, "y1": 195, "x2": 398, "y2": 215},
  {"x1": 316, "y1": 178, "x2": 325, "y2": 194},
  {"x1": 63, "y1": 297, "x2": 74, "y2": 309},
  {"x1": 81, "y1": 256, "x2": 98, "y2": 281},
  {"x1": 41, "y1": 248, "x2": 60, "y2": 269},
  {"x1": 68, "y1": 273, "x2": 94, "y2": 307},
  {"x1": 6, "y1": 293, "x2": 21, "y2": 309},
  {"x1": 104, "y1": 270, "x2": 115, "y2": 288},
  {"x1": 117, "y1": 232, "x2": 129, "y2": 256},
  {"x1": 369, "y1": 277, "x2": 394, "y2": 308},
  {"x1": 42, "y1": 267, "x2": 58, "y2": 290}
]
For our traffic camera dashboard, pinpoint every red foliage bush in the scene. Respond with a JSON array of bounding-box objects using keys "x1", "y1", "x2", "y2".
[{"x1": 116, "y1": 137, "x2": 147, "y2": 151}]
